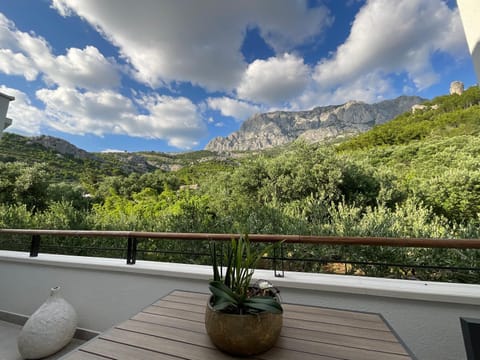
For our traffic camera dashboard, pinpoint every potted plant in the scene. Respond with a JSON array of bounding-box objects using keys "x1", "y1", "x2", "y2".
[{"x1": 204, "y1": 235, "x2": 283, "y2": 356}]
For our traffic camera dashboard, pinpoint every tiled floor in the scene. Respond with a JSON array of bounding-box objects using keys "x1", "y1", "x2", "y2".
[{"x1": 0, "y1": 320, "x2": 85, "y2": 360}]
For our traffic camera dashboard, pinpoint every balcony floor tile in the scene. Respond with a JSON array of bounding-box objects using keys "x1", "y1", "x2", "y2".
[{"x1": 0, "y1": 320, "x2": 85, "y2": 360}]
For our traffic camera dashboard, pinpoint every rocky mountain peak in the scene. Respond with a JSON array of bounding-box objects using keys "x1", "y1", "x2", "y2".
[{"x1": 205, "y1": 96, "x2": 425, "y2": 152}]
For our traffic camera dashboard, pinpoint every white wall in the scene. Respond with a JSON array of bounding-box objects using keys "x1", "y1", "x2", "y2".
[
  {"x1": 1, "y1": 251, "x2": 479, "y2": 360},
  {"x1": 0, "y1": 93, "x2": 13, "y2": 136},
  {"x1": 458, "y1": 0, "x2": 480, "y2": 82}
]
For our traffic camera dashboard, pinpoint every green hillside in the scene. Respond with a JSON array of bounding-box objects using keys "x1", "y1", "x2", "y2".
[
  {"x1": 0, "y1": 133, "x2": 89, "y2": 181},
  {"x1": 334, "y1": 87, "x2": 480, "y2": 225},
  {"x1": 0, "y1": 132, "x2": 233, "y2": 182},
  {"x1": 337, "y1": 86, "x2": 480, "y2": 151}
]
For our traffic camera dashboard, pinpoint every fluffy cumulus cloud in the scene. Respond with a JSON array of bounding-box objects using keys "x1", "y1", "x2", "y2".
[
  {"x1": 135, "y1": 95, "x2": 207, "y2": 148},
  {"x1": 44, "y1": 46, "x2": 120, "y2": 90},
  {"x1": 0, "y1": 49, "x2": 38, "y2": 80},
  {"x1": 246, "y1": 3, "x2": 333, "y2": 54},
  {"x1": 0, "y1": 13, "x2": 120, "y2": 90},
  {"x1": 0, "y1": 14, "x2": 38, "y2": 80},
  {"x1": 50, "y1": 0, "x2": 331, "y2": 92},
  {"x1": 236, "y1": 53, "x2": 311, "y2": 106},
  {"x1": 207, "y1": 97, "x2": 261, "y2": 121},
  {"x1": 295, "y1": 72, "x2": 394, "y2": 109},
  {"x1": 0, "y1": 86, "x2": 46, "y2": 135},
  {"x1": 314, "y1": 0, "x2": 467, "y2": 92},
  {"x1": 36, "y1": 87, "x2": 134, "y2": 135},
  {"x1": 36, "y1": 87, "x2": 206, "y2": 148}
]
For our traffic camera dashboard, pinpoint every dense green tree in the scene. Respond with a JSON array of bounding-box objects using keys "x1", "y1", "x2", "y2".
[
  {"x1": 259, "y1": 143, "x2": 342, "y2": 204},
  {"x1": 0, "y1": 162, "x2": 50, "y2": 211},
  {"x1": 47, "y1": 182, "x2": 91, "y2": 210}
]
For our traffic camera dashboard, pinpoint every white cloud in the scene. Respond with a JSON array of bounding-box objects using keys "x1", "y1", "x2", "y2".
[
  {"x1": 0, "y1": 49, "x2": 38, "y2": 80},
  {"x1": 0, "y1": 14, "x2": 39, "y2": 80},
  {"x1": 207, "y1": 97, "x2": 261, "y2": 121},
  {"x1": 248, "y1": 3, "x2": 333, "y2": 53},
  {"x1": 0, "y1": 14, "x2": 21, "y2": 50},
  {"x1": 0, "y1": 13, "x2": 120, "y2": 90},
  {"x1": 45, "y1": 46, "x2": 120, "y2": 90},
  {"x1": 136, "y1": 95, "x2": 207, "y2": 148},
  {"x1": 36, "y1": 87, "x2": 206, "y2": 149},
  {"x1": 237, "y1": 53, "x2": 311, "y2": 106},
  {"x1": 0, "y1": 86, "x2": 45, "y2": 135},
  {"x1": 50, "y1": 0, "x2": 332, "y2": 92},
  {"x1": 101, "y1": 149, "x2": 126, "y2": 153},
  {"x1": 314, "y1": 0, "x2": 467, "y2": 91},
  {"x1": 36, "y1": 87, "x2": 134, "y2": 135},
  {"x1": 295, "y1": 73, "x2": 394, "y2": 109}
]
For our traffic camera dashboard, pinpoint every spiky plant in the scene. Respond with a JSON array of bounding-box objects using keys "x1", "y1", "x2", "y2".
[{"x1": 209, "y1": 235, "x2": 283, "y2": 315}]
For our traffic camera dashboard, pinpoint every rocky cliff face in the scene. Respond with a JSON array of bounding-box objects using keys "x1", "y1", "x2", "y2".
[
  {"x1": 28, "y1": 135, "x2": 95, "y2": 160},
  {"x1": 205, "y1": 96, "x2": 424, "y2": 152}
]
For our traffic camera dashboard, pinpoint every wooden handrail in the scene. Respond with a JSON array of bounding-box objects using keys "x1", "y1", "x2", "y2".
[{"x1": 1, "y1": 229, "x2": 480, "y2": 249}]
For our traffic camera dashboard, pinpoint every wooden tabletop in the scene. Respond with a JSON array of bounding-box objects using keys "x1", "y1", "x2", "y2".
[{"x1": 62, "y1": 290, "x2": 415, "y2": 360}]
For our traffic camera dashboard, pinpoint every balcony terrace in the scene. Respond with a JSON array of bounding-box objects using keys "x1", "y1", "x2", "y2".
[{"x1": 0, "y1": 230, "x2": 479, "y2": 360}]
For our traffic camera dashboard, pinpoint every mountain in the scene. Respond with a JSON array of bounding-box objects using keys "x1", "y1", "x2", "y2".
[
  {"x1": 27, "y1": 135, "x2": 96, "y2": 161},
  {"x1": 205, "y1": 96, "x2": 425, "y2": 152},
  {"x1": 0, "y1": 133, "x2": 152, "y2": 180},
  {"x1": 0, "y1": 133, "x2": 228, "y2": 181}
]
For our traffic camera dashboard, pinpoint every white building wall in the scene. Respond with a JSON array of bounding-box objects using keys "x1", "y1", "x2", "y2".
[
  {"x1": 458, "y1": 0, "x2": 480, "y2": 82},
  {"x1": 1, "y1": 251, "x2": 479, "y2": 360},
  {"x1": 0, "y1": 92, "x2": 14, "y2": 138}
]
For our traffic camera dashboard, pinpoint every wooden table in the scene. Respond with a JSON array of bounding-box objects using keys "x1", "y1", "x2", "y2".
[{"x1": 62, "y1": 290, "x2": 415, "y2": 360}]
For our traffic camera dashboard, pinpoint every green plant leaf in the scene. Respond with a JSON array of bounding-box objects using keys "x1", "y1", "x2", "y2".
[
  {"x1": 244, "y1": 296, "x2": 283, "y2": 314},
  {"x1": 224, "y1": 244, "x2": 233, "y2": 288},
  {"x1": 209, "y1": 280, "x2": 239, "y2": 304},
  {"x1": 211, "y1": 242, "x2": 220, "y2": 282},
  {"x1": 212, "y1": 301, "x2": 234, "y2": 312}
]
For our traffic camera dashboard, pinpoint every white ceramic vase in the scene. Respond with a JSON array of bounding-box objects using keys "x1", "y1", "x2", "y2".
[{"x1": 17, "y1": 286, "x2": 78, "y2": 359}]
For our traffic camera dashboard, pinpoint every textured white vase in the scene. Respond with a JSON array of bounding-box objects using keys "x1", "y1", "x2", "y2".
[{"x1": 17, "y1": 286, "x2": 78, "y2": 359}]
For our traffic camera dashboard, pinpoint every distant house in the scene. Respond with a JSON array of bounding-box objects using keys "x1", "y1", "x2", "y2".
[
  {"x1": 411, "y1": 104, "x2": 439, "y2": 113},
  {"x1": 179, "y1": 184, "x2": 199, "y2": 191},
  {"x1": 0, "y1": 91, "x2": 14, "y2": 139}
]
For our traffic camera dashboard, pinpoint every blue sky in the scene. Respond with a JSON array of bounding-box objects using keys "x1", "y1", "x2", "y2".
[{"x1": 0, "y1": 0, "x2": 476, "y2": 153}]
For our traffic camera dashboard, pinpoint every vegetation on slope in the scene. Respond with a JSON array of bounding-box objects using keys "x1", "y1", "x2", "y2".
[{"x1": 337, "y1": 86, "x2": 480, "y2": 151}]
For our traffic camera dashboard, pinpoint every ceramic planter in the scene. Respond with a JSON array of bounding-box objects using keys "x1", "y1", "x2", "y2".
[
  {"x1": 204, "y1": 297, "x2": 282, "y2": 356},
  {"x1": 17, "y1": 286, "x2": 77, "y2": 359}
]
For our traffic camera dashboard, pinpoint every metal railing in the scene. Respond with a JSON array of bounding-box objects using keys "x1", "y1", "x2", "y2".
[{"x1": 1, "y1": 229, "x2": 480, "y2": 282}]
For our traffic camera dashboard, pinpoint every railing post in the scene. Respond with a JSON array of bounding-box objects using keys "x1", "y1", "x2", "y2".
[
  {"x1": 30, "y1": 234, "x2": 40, "y2": 257},
  {"x1": 126, "y1": 237, "x2": 137, "y2": 265},
  {"x1": 273, "y1": 242, "x2": 285, "y2": 278}
]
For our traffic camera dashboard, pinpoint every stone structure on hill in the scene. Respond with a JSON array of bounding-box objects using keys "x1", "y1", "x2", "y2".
[
  {"x1": 450, "y1": 81, "x2": 464, "y2": 95},
  {"x1": 205, "y1": 95, "x2": 424, "y2": 152}
]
